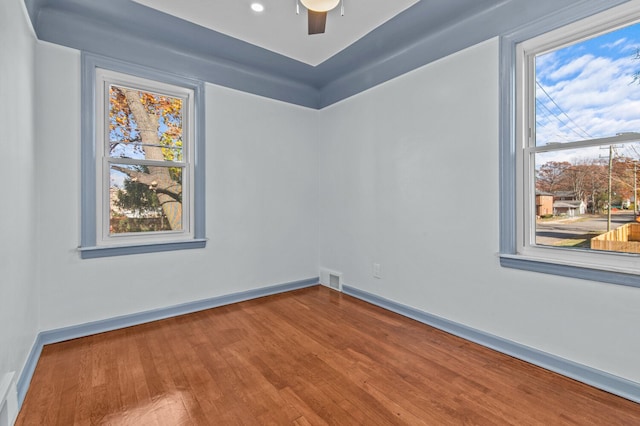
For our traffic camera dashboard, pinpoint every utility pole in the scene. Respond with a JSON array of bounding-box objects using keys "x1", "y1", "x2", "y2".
[
  {"x1": 608, "y1": 145, "x2": 613, "y2": 232},
  {"x1": 600, "y1": 144, "x2": 622, "y2": 231},
  {"x1": 635, "y1": 162, "x2": 638, "y2": 221}
]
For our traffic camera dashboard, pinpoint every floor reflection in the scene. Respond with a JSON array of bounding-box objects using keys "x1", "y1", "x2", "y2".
[{"x1": 97, "y1": 390, "x2": 191, "y2": 425}]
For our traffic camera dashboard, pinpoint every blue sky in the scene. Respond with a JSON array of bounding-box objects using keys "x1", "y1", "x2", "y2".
[{"x1": 535, "y1": 21, "x2": 640, "y2": 160}]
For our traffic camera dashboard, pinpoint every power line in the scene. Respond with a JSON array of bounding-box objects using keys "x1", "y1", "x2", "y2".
[
  {"x1": 536, "y1": 80, "x2": 593, "y2": 139},
  {"x1": 535, "y1": 104, "x2": 576, "y2": 142},
  {"x1": 536, "y1": 120, "x2": 572, "y2": 142},
  {"x1": 622, "y1": 143, "x2": 640, "y2": 160},
  {"x1": 535, "y1": 98, "x2": 589, "y2": 140}
]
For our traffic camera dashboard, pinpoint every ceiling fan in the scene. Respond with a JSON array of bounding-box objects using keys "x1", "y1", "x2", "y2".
[{"x1": 297, "y1": 0, "x2": 344, "y2": 35}]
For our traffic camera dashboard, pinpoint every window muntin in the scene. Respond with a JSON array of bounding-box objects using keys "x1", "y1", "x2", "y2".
[
  {"x1": 96, "y1": 69, "x2": 195, "y2": 246},
  {"x1": 517, "y1": 5, "x2": 640, "y2": 273}
]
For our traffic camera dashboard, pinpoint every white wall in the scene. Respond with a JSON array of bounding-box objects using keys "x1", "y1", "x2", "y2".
[
  {"x1": 0, "y1": 0, "x2": 38, "y2": 409},
  {"x1": 318, "y1": 38, "x2": 640, "y2": 383},
  {"x1": 35, "y1": 43, "x2": 319, "y2": 331}
]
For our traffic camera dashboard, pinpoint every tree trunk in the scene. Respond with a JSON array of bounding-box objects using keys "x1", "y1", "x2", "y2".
[{"x1": 124, "y1": 89, "x2": 182, "y2": 230}]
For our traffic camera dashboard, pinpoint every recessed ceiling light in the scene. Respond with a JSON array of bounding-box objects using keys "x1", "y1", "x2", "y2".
[{"x1": 251, "y1": 3, "x2": 264, "y2": 12}]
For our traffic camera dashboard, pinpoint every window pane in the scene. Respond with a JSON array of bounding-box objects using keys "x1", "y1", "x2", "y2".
[
  {"x1": 531, "y1": 20, "x2": 640, "y2": 254},
  {"x1": 108, "y1": 84, "x2": 183, "y2": 162},
  {"x1": 535, "y1": 22, "x2": 640, "y2": 148},
  {"x1": 534, "y1": 143, "x2": 640, "y2": 253},
  {"x1": 109, "y1": 164, "x2": 183, "y2": 234}
]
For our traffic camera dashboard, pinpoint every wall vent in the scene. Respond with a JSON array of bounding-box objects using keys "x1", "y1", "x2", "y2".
[
  {"x1": 329, "y1": 274, "x2": 340, "y2": 290},
  {"x1": 320, "y1": 268, "x2": 343, "y2": 291}
]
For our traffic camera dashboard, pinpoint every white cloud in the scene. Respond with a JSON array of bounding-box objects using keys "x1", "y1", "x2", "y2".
[
  {"x1": 536, "y1": 52, "x2": 640, "y2": 148},
  {"x1": 602, "y1": 37, "x2": 627, "y2": 49},
  {"x1": 547, "y1": 54, "x2": 594, "y2": 81}
]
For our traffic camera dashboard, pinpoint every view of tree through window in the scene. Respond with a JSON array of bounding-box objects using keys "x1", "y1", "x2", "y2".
[
  {"x1": 108, "y1": 84, "x2": 184, "y2": 234},
  {"x1": 533, "y1": 20, "x2": 640, "y2": 254}
]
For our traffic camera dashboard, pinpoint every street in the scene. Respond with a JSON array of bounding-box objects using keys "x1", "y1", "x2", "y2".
[{"x1": 535, "y1": 211, "x2": 638, "y2": 246}]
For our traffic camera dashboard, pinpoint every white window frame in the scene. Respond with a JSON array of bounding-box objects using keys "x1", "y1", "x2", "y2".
[
  {"x1": 500, "y1": 0, "x2": 640, "y2": 287},
  {"x1": 95, "y1": 69, "x2": 195, "y2": 246},
  {"x1": 80, "y1": 54, "x2": 206, "y2": 258}
]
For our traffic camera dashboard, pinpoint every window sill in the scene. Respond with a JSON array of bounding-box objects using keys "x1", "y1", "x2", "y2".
[
  {"x1": 79, "y1": 239, "x2": 207, "y2": 259},
  {"x1": 499, "y1": 253, "x2": 640, "y2": 289}
]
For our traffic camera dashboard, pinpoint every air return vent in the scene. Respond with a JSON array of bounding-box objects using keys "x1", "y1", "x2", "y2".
[
  {"x1": 329, "y1": 274, "x2": 340, "y2": 290},
  {"x1": 320, "y1": 268, "x2": 343, "y2": 292}
]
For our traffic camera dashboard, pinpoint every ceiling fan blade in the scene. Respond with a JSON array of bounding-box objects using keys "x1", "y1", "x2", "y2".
[{"x1": 308, "y1": 10, "x2": 327, "y2": 34}]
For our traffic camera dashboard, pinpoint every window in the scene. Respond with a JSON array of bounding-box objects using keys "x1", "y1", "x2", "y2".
[
  {"x1": 80, "y1": 55, "x2": 206, "y2": 258},
  {"x1": 501, "y1": 1, "x2": 640, "y2": 287}
]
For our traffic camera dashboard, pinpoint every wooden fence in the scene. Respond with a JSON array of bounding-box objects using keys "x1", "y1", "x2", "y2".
[{"x1": 590, "y1": 223, "x2": 640, "y2": 253}]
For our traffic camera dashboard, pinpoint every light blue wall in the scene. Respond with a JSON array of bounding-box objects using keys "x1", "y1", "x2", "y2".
[
  {"x1": 0, "y1": 0, "x2": 39, "y2": 419},
  {"x1": 318, "y1": 38, "x2": 640, "y2": 384},
  {"x1": 34, "y1": 42, "x2": 320, "y2": 331}
]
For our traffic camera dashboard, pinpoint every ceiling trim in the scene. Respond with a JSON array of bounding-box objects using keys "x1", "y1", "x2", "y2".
[
  {"x1": 32, "y1": 0, "x2": 321, "y2": 108},
  {"x1": 25, "y1": 0, "x2": 626, "y2": 109}
]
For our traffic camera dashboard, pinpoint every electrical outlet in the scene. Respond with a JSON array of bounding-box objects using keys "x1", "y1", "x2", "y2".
[{"x1": 373, "y1": 263, "x2": 381, "y2": 278}]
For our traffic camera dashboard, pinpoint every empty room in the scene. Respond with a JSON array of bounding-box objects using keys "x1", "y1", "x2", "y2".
[{"x1": 2, "y1": 0, "x2": 640, "y2": 424}]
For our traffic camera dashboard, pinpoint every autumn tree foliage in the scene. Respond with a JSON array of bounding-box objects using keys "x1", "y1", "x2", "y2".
[
  {"x1": 611, "y1": 156, "x2": 638, "y2": 200},
  {"x1": 536, "y1": 156, "x2": 640, "y2": 213},
  {"x1": 109, "y1": 85, "x2": 184, "y2": 231},
  {"x1": 536, "y1": 161, "x2": 573, "y2": 193},
  {"x1": 573, "y1": 160, "x2": 608, "y2": 213}
]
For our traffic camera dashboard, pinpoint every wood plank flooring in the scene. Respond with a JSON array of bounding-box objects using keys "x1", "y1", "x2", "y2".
[{"x1": 16, "y1": 285, "x2": 640, "y2": 425}]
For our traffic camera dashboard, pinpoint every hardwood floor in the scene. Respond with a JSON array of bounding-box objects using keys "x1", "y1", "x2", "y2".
[{"x1": 17, "y1": 285, "x2": 640, "y2": 425}]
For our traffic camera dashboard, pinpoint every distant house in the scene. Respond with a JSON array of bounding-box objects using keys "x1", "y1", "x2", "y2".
[
  {"x1": 535, "y1": 193, "x2": 554, "y2": 217},
  {"x1": 553, "y1": 200, "x2": 586, "y2": 217},
  {"x1": 536, "y1": 190, "x2": 587, "y2": 217},
  {"x1": 554, "y1": 191, "x2": 577, "y2": 201}
]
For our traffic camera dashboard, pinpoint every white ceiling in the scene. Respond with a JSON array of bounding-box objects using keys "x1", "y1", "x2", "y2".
[{"x1": 133, "y1": 0, "x2": 419, "y2": 66}]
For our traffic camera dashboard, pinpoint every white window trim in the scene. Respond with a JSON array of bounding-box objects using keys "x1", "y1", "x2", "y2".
[
  {"x1": 80, "y1": 54, "x2": 206, "y2": 258},
  {"x1": 499, "y1": 0, "x2": 640, "y2": 287}
]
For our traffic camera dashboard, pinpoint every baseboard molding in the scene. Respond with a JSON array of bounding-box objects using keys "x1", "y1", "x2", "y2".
[
  {"x1": 342, "y1": 284, "x2": 640, "y2": 404},
  {"x1": 16, "y1": 277, "x2": 318, "y2": 408}
]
